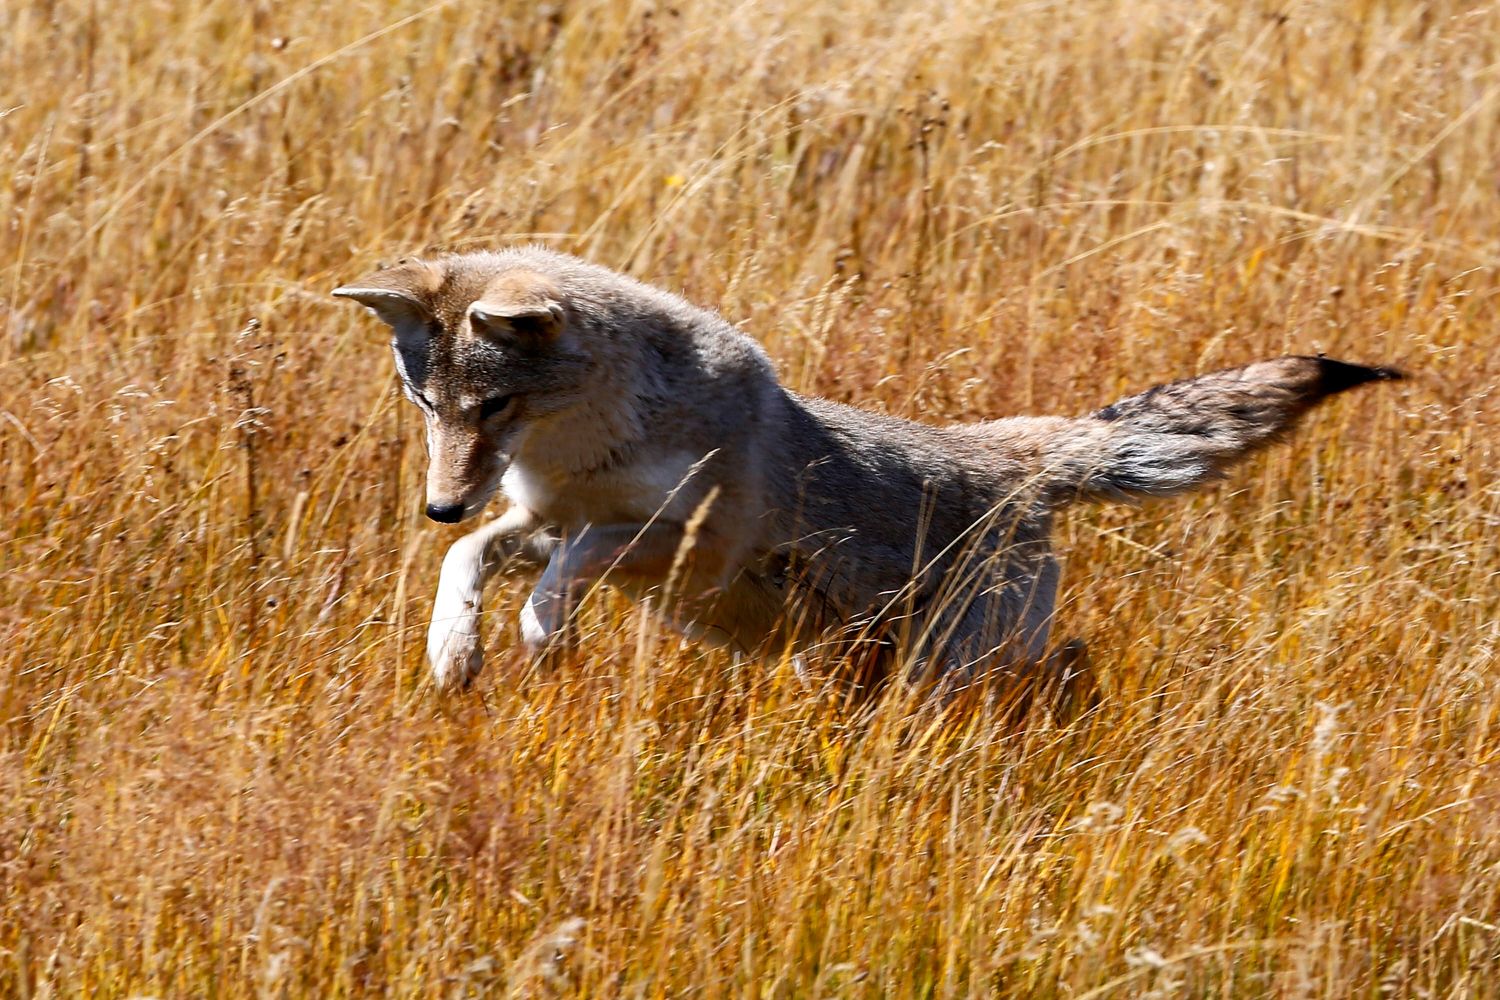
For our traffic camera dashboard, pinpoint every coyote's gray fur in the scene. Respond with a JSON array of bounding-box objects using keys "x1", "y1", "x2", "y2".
[{"x1": 333, "y1": 248, "x2": 1401, "y2": 693}]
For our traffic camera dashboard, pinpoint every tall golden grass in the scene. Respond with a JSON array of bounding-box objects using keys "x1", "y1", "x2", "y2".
[{"x1": 3, "y1": 0, "x2": 1497, "y2": 994}]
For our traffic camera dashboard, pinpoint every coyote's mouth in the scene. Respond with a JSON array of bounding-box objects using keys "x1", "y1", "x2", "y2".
[{"x1": 425, "y1": 464, "x2": 505, "y2": 524}]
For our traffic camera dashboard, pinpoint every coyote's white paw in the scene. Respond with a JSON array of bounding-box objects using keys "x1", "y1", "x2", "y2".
[
  {"x1": 427, "y1": 610, "x2": 484, "y2": 692},
  {"x1": 520, "y1": 589, "x2": 565, "y2": 651}
]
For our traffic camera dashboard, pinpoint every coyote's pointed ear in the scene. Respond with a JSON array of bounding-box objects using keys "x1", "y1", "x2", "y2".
[
  {"x1": 332, "y1": 263, "x2": 437, "y2": 342},
  {"x1": 468, "y1": 299, "x2": 565, "y2": 343}
]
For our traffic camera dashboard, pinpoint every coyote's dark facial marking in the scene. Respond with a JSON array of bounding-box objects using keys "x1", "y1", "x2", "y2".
[{"x1": 333, "y1": 248, "x2": 1404, "y2": 693}]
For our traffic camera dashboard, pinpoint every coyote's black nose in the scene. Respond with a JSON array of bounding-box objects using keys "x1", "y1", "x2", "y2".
[{"x1": 425, "y1": 502, "x2": 465, "y2": 524}]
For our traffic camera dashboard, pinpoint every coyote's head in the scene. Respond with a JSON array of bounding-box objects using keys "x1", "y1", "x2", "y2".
[{"x1": 333, "y1": 258, "x2": 593, "y2": 522}]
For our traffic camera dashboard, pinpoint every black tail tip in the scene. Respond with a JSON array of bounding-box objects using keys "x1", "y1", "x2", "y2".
[{"x1": 1308, "y1": 356, "x2": 1405, "y2": 395}]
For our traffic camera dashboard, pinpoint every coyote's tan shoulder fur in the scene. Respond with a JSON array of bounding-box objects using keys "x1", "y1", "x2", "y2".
[{"x1": 333, "y1": 248, "x2": 1402, "y2": 693}]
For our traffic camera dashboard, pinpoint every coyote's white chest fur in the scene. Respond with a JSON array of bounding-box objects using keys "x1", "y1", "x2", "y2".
[
  {"x1": 333, "y1": 246, "x2": 1402, "y2": 695},
  {"x1": 503, "y1": 449, "x2": 709, "y2": 529},
  {"x1": 500, "y1": 462, "x2": 548, "y2": 513}
]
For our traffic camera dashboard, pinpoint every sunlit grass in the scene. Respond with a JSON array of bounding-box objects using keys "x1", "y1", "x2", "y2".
[{"x1": 2, "y1": 0, "x2": 1497, "y2": 995}]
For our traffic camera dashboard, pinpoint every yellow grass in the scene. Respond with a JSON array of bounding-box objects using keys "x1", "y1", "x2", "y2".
[{"x1": 3, "y1": 0, "x2": 1498, "y2": 995}]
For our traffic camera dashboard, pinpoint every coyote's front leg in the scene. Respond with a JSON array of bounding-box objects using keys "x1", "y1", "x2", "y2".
[
  {"x1": 428, "y1": 506, "x2": 555, "y2": 691},
  {"x1": 520, "y1": 521, "x2": 727, "y2": 651}
]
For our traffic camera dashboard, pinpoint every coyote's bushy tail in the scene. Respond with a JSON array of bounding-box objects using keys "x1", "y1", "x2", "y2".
[{"x1": 1031, "y1": 356, "x2": 1402, "y2": 507}]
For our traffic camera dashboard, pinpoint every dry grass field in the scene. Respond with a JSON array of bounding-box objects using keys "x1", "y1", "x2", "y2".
[{"x1": 4, "y1": 0, "x2": 1499, "y2": 995}]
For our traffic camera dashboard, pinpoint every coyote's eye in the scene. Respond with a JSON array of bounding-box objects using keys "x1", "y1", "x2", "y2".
[{"x1": 478, "y1": 394, "x2": 515, "y2": 420}]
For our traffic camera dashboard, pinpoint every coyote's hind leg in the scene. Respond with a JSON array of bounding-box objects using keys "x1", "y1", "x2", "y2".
[
  {"x1": 428, "y1": 506, "x2": 555, "y2": 692},
  {"x1": 1044, "y1": 637, "x2": 1096, "y2": 715}
]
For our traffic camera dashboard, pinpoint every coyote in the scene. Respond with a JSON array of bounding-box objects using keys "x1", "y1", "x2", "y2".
[{"x1": 333, "y1": 248, "x2": 1401, "y2": 693}]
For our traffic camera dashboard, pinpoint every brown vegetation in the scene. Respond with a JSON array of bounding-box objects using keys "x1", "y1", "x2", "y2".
[{"x1": 2, "y1": 0, "x2": 1497, "y2": 995}]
